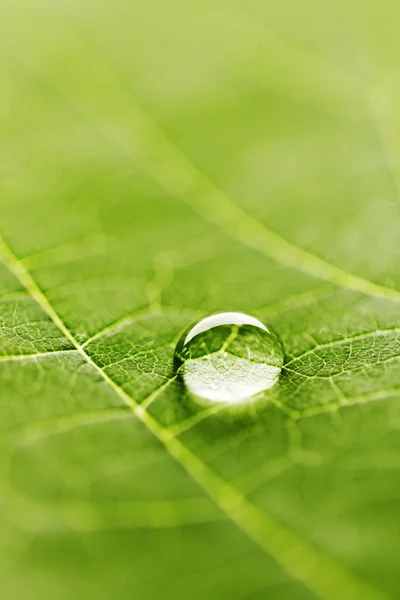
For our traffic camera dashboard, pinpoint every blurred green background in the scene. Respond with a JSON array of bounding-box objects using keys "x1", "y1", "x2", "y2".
[{"x1": 1, "y1": 1, "x2": 400, "y2": 599}]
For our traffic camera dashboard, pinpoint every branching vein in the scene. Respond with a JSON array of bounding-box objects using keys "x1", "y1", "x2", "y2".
[{"x1": 0, "y1": 233, "x2": 388, "y2": 600}]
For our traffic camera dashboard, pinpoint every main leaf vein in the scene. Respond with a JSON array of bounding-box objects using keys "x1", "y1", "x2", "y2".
[{"x1": 0, "y1": 232, "x2": 388, "y2": 600}]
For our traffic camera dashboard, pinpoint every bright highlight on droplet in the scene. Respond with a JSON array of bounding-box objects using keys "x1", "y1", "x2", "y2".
[{"x1": 174, "y1": 312, "x2": 284, "y2": 404}]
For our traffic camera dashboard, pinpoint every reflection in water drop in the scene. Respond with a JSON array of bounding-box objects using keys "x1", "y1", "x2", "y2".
[{"x1": 174, "y1": 312, "x2": 284, "y2": 404}]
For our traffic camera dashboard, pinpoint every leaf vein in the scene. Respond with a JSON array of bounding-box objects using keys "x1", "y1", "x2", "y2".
[{"x1": 0, "y1": 233, "x2": 388, "y2": 600}]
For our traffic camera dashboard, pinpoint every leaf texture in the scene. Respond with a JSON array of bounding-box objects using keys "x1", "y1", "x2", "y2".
[{"x1": 1, "y1": 2, "x2": 400, "y2": 599}]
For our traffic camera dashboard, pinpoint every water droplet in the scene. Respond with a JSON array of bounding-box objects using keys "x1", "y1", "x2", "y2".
[{"x1": 174, "y1": 312, "x2": 284, "y2": 404}]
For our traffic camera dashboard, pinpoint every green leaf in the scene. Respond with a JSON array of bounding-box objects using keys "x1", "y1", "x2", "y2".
[{"x1": 1, "y1": 1, "x2": 400, "y2": 599}]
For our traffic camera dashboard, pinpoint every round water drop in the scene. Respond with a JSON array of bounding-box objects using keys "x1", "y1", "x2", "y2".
[{"x1": 174, "y1": 312, "x2": 284, "y2": 404}]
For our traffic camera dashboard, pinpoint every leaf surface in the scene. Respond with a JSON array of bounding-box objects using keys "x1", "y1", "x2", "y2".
[{"x1": 1, "y1": 2, "x2": 400, "y2": 599}]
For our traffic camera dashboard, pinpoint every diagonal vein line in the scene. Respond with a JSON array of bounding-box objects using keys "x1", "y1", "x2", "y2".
[
  {"x1": 81, "y1": 306, "x2": 199, "y2": 349},
  {"x1": 141, "y1": 376, "x2": 177, "y2": 411},
  {"x1": 7, "y1": 484, "x2": 223, "y2": 533},
  {"x1": 142, "y1": 151, "x2": 400, "y2": 304},
  {"x1": 81, "y1": 308, "x2": 151, "y2": 348},
  {"x1": 0, "y1": 349, "x2": 77, "y2": 363},
  {"x1": 84, "y1": 285, "x2": 328, "y2": 350},
  {"x1": 285, "y1": 353, "x2": 400, "y2": 381},
  {"x1": 160, "y1": 383, "x2": 400, "y2": 441},
  {"x1": 96, "y1": 88, "x2": 400, "y2": 304},
  {"x1": 8, "y1": 38, "x2": 400, "y2": 306},
  {"x1": 75, "y1": 47, "x2": 400, "y2": 304},
  {"x1": 15, "y1": 407, "x2": 131, "y2": 447},
  {"x1": 285, "y1": 327, "x2": 400, "y2": 367},
  {"x1": 0, "y1": 234, "x2": 388, "y2": 600},
  {"x1": 298, "y1": 387, "x2": 400, "y2": 420}
]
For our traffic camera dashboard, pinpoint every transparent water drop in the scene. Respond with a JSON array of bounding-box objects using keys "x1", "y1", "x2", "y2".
[{"x1": 174, "y1": 312, "x2": 284, "y2": 404}]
